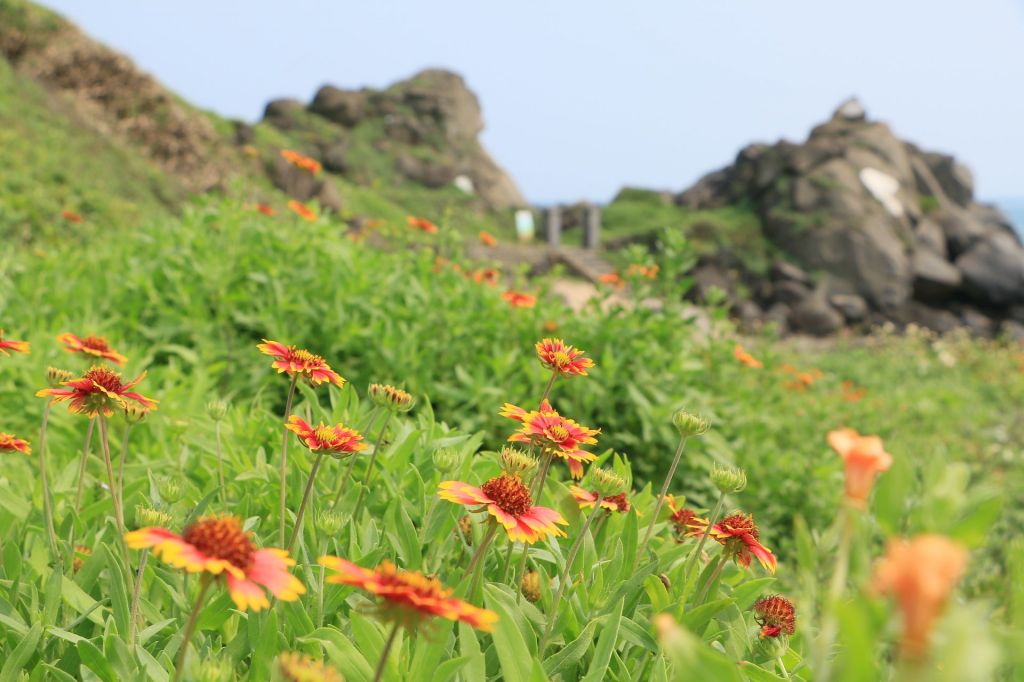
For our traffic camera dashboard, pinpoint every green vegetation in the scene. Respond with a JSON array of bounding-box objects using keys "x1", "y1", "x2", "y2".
[
  {"x1": 0, "y1": 200, "x2": 1021, "y2": 679},
  {"x1": 919, "y1": 194, "x2": 940, "y2": 215},
  {"x1": 603, "y1": 192, "x2": 776, "y2": 274}
]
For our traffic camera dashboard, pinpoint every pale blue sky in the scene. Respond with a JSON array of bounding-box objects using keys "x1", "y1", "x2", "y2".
[{"x1": 42, "y1": 0, "x2": 1024, "y2": 204}]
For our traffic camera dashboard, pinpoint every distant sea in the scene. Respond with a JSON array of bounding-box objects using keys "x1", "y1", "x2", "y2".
[{"x1": 993, "y1": 197, "x2": 1024, "y2": 239}]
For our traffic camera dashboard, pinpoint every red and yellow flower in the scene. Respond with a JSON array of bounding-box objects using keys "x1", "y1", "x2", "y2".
[
  {"x1": 479, "y1": 230, "x2": 497, "y2": 246},
  {"x1": 320, "y1": 557, "x2": 498, "y2": 630},
  {"x1": 501, "y1": 399, "x2": 599, "y2": 478},
  {"x1": 598, "y1": 272, "x2": 624, "y2": 288},
  {"x1": 439, "y1": 473, "x2": 568, "y2": 543},
  {"x1": 535, "y1": 338, "x2": 594, "y2": 376},
  {"x1": 694, "y1": 512, "x2": 777, "y2": 573},
  {"x1": 753, "y1": 595, "x2": 796, "y2": 638},
  {"x1": 734, "y1": 344, "x2": 763, "y2": 369},
  {"x1": 257, "y1": 340, "x2": 345, "y2": 387},
  {"x1": 0, "y1": 330, "x2": 29, "y2": 356},
  {"x1": 37, "y1": 365, "x2": 157, "y2": 417},
  {"x1": 0, "y1": 432, "x2": 31, "y2": 455},
  {"x1": 280, "y1": 149, "x2": 322, "y2": 175},
  {"x1": 827, "y1": 427, "x2": 893, "y2": 509},
  {"x1": 407, "y1": 215, "x2": 438, "y2": 234},
  {"x1": 58, "y1": 333, "x2": 127, "y2": 365},
  {"x1": 666, "y1": 495, "x2": 706, "y2": 541},
  {"x1": 255, "y1": 202, "x2": 276, "y2": 216},
  {"x1": 471, "y1": 268, "x2": 500, "y2": 287},
  {"x1": 288, "y1": 200, "x2": 317, "y2": 221},
  {"x1": 501, "y1": 290, "x2": 536, "y2": 308},
  {"x1": 125, "y1": 515, "x2": 305, "y2": 612},
  {"x1": 61, "y1": 209, "x2": 84, "y2": 223},
  {"x1": 872, "y1": 534, "x2": 967, "y2": 660},
  {"x1": 570, "y1": 485, "x2": 630, "y2": 513},
  {"x1": 286, "y1": 415, "x2": 365, "y2": 458}
]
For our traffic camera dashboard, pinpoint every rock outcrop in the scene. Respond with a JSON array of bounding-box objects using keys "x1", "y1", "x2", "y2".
[
  {"x1": 677, "y1": 98, "x2": 1023, "y2": 337},
  {"x1": 262, "y1": 69, "x2": 526, "y2": 210}
]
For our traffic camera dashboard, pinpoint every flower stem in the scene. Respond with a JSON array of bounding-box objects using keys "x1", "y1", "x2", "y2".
[
  {"x1": 350, "y1": 412, "x2": 393, "y2": 522},
  {"x1": 814, "y1": 505, "x2": 854, "y2": 682},
  {"x1": 635, "y1": 435, "x2": 688, "y2": 571},
  {"x1": 37, "y1": 399, "x2": 60, "y2": 560},
  {"x1": 286, "y1": 452, "x2": 325, "y2": 553},
  {"x1": 539, "y1": 492, "x2": 605, "y2": 654},
  {"x1": 173, "y1": 577, "x2": 212, "y2": 682},
  {"x1": 499, "y1": 536, "x2": 517, "y2": 584},
  {"x1": 372, "y1": 622, "x2": 400, "y2": 682},
  {"x1": 680, "y1": 492, "x2": 725, "y2": 597},
  {"x1": 333, "y1": 409, "x2": 380, "y2": 509},
  {"x1": 98, "y1": 416, "x2": 125, "y2": 538},
  {"x1": 317, "y1": 563, "x2": 326, "y2": 628},
  {"x1": 129, "y1": 548, "x2": 149, "y2": 647},
  {"x1": 214, "y1": 420, "x2": 225, "y2": 504},
  {"x1": 116, "y1": 423, "x2": 133, "y2": 527},
  {"x1": 777, "y1": 656, "x2": 792, "y2": 680},
  {"x1": 539, "y1": 372, "x2": 556, "y2": 405},
  {"x1": 694, "y1": 552, "x2": 728, "y2": 605},
  {"x1": 73, "y1": 418, "x2": 96, "y2": 513},
  {"x1": 463, "y1": 520, "x2": 499, "y2": 591},
  {"x1": 278, "y1": 375, "x2": 299, "y2": 547}
]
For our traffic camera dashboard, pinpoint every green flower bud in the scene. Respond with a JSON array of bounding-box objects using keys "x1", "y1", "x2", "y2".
[
  {"x1": 135, "y1": 505, "x2": 173, "y2": 528},
  {"x1": 432, "y1": 447, "x2": 461, "y2": 473},
  {"x1": 156, "y1": 476, "x2": 185, "y2": 504},
  {"x1": 206, "y1": 399, "x2": 228, "y2": 422},
  {"x1": 124, "y1": 403, "x2": 149, "y2": 424},
  {"x1": 499, "y1": 446, "x2": 536, "y2": 475},
  {"x1": 591, "y1": 467, "x2": 626, "y2": 497},
  {"x1": 710, "y1": 464, "x2": 747, "y2": 494},
  {"x1": 755, "y1": 633, "x2": 790, "y2": 660},
  {"x1": 672, "y1": 409, "x2": 710, "y2": 437},
  {"x1": 316, "y1": 509, "x2": 344, "y2": 537},
  {"x1": 195, "y1": 653, "x2": 234, "y2": 682}
]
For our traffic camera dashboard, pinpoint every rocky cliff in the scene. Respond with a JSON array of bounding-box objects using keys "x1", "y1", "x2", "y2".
[
  {"x1": 259, "y1": 69, "x2": 526, "y2": 210},
  {"x1": 677, "y1": 99, "x2": 1024, "y2": 338}
]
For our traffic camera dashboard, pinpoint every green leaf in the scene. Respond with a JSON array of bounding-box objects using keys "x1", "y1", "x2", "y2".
[
  {"x1": 77, "y1": 638, "x2": 117, "y2": 682},
  {"x1": 485, "y1": 584, "x2": 545, "y2": 682},
  {"x1": 681, "y1": 598, "x2": 734, "y2": 637},
  {"x1": 730, "y1": 577, "x2": 776, "y2": 610},
  {"x1": 301, "y1": 627, "x2": 375, "y2": 682},
  {"x1": 581, "y1": 596, "x2": 622, "y2": 682},
  {"x1": 738, "y1": 662, "x2": 787, "y2": 681},
  {"x1": 102, "y1": 544, "x2": 131, "y2": 637},
  {"x1": 0, "y1": 622, "x2": 42, "y2": 682},
  {"x1": 543, "y1": 620, "x2": 597, "y2": 677},
  {"x1": 458, "y1": 621, "x2": 486, "y2": 682}
]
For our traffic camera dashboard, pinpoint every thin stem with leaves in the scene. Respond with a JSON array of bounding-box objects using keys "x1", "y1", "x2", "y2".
[
  {"x1": 635, "y1": 435, "x2": 688, "y2": 570},
  {"x1": 277, "y1": 375, "x2": 299, "y2": 546},
  {"x1": 173, "y1": 577, "x2": 213, "y2": 682}
]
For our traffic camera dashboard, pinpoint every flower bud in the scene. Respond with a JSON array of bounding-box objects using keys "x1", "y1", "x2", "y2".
[
  {"x1": 432, "y1": 447, "x2": 461, "y2": 474},
  {"x1": 124, "y1": 403, "x2": 149, "y2": 424},
  {"x1": 196, "y1": 654, "x2": 234, "y2": 682},
  {"x1": 755, "y1": 633, "x2": 790, "y2": 660},
  {"x1": 499, "y1": 446, "x2": 536, "y2": 475},
  {"x1": 710, "y1": 465, "x2": 747, "y2": 494},
  {"x1": 156, "y1": 477, "x2": 185, "y2": 504},
  {"x1": 458, "y1": 515, "x2": 473, "y2": 545},
  {"x1": 591, "y1": 467, "x2": 626, "y2": 497},
  {"x1": 369, "y1": 383, "x2": 415, "y2": 413},
  {"x1": 206, "y1": 399, "x2": 228, "y2": 422},
  {"x1": 672, "y1": 409, "x2": 710, "y2": 437},
  {"x1": 46, "y1": 367, "x2": 73, "y2": 388},
  {"x1": 521, "y1": 569, "x2": 542, "y2": 603},
  {"x1": 135, "y1": 505, "x2": 173, "y2": 528},
  {"x1": 276, "y1": 652, "x2": 343, "y2": 682},
  {"x1": 316, "y1": 509, "x2": 344, "y2": 537}
]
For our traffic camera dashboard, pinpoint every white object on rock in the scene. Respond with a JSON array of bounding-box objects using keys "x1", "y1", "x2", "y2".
[
  {"x1": 453, "y1": 175, "x2": 475, "y2": 194},
  {"x1": 836, "y1": 97, "x2": 866, "y2": 121},
  {"x1": 859, "y1": 167, "x2": 904, "y2": 217}
]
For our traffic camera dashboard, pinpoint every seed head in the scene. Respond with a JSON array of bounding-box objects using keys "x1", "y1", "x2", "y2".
[
  {"x1": 521, "y1": 569, "x2": 542, "y2": 603},
  {"x1": 672, "y1": 409, "x2": 710, "y2": 437},
  {"x1": 369, "y1": 383, "x2": 415, "y2": 413},
  {"x1": 135, "y1": 505, "x2": 173, "y2": 528}
]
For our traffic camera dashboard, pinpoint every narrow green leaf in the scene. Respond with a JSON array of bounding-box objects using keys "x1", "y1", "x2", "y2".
[
  {"x1": 581, "y1": 596, "x2": 622, "y2": 682},
  {"x1": 0, "y1": 622, "x2": 43, "y2": 682}
]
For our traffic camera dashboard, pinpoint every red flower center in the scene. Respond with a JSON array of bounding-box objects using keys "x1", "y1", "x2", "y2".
[
  {"x1": 481, "y1": 474, "x2": 533, "y2": 517},
  {"x1": 182, "y1": 516, "x2": 255, "y2": 571},
  {"x1": 719, "y1": 513, "x2": 759, "y2": 540},
  {"x1": 753, "y1": 595, "x2": 796, "y2": 636},
  {"x1": 82, "y1": 336, "x2": 111, "y2": 352},
  {"x1": 84, "y1": 366, "x2": 124, "y2": 393}
]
